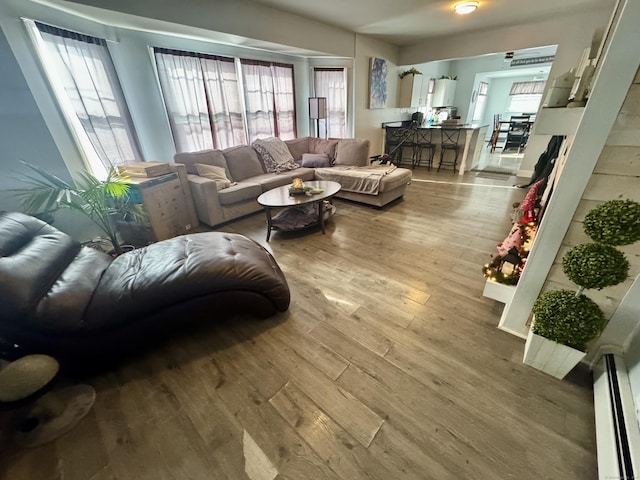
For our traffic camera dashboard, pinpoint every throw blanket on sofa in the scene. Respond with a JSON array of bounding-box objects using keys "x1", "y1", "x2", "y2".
[{"x1": 314, "y1": 164, "x2": 397, "y2": 195}]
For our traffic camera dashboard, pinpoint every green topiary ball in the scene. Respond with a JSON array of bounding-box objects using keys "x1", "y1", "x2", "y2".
[
  {"x1": 583, "y1": 199, "x2": 640, "y2": 246},
  {"x1": 562, "y1": 243, "x2": 629, "y2": 290},
  {"x1": 532, "y1": 290, "x2": 605, "y2": 350}
]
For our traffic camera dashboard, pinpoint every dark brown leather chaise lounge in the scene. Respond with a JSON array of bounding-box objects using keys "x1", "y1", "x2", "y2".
[{"x1": 0, "y1": 211, "x2": 290, "y2": 359}]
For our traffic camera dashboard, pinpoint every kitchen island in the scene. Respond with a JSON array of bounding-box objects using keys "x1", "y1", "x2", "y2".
[{"x1": 381, "y1": 122, "x2": 489, "y2": 175}]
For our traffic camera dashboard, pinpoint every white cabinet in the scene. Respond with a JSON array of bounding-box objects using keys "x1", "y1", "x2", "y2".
[
  {"x1": 433, "y1": 78, "x2": 457, "y2": 107},
  {"x1": 399, "y1": 74, "x2": 427, "y2": 108}
]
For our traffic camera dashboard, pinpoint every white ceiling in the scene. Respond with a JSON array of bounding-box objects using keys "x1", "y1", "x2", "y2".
[{"x1": 246, "y1": 0, "x2": 612, "y2": 46}]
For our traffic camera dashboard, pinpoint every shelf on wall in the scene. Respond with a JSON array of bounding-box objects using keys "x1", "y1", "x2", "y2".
[
  {"x1": 533, "y1": 106, "x2": 585, "y2": 135},
  {"x1": 482, "y1": 280, "x2": 516, "y2": 304}
]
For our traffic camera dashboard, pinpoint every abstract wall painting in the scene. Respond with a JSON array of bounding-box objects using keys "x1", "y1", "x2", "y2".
[{"x1": 369, "y1": 57, "x2": 388, "y2": 109}]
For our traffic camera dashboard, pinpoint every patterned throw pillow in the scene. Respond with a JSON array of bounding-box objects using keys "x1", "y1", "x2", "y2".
[{"x1": 252, "y1": 137, "x2": 299, "y2": 173}]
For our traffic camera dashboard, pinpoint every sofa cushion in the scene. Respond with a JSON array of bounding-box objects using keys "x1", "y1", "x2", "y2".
[
  {"x1": 174, "y1": 150, "x2": 230, "y2": 177},
  {"x1": 334, "y1": 139, "x2": 370, "y2": 167},
  {"x1": 276, "y1": 168, "x2": 316, "y2": 182},
  {"x1": 252, "y1": 137, "x2": 299, "y2": 174},
  {"x1": 249, "y1": 173, "x2": 293, "y2": 192},
  {"x1": 309, "y1": 138, "x2": 339, "y2": 160},
  {"x1": 301, "y1": 153, "x2": 332, "y2": 168},
  {"x1": 285, "y1": 137, "x2": 310, "y2": 161},
  {"x1": 195, "y1": 164, "x2": 232, "y2": 190},
  {"x1": 223, "y1": 145, "x2": 265, "y2": 181},
  {"x1": 217, "y1": 181, "x2": 263, "y2": 206}
]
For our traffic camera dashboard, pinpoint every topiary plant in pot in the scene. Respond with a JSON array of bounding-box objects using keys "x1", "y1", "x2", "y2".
[{"x1": 524, "y1": 199, "x2": 640, "y2": 379}]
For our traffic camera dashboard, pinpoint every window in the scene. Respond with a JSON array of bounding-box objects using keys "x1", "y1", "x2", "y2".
[
  {"x1": 240, "y1": 60, "x2": 297, "y2": 143},
  {"x1": 472, "y1": 81, "x2": 489, "y2": 121},
  {"x1": 155, "y1": 50, "x2": 297, "y2": 150},
  {"x1": 26, "y1": 20, "x2": 142, "y2": 179},
  {"x1": 313, "y1": 68, "x2": 347, "y2": 138},
  {"x1": 507, "y1": 80, "x2": 546, "y2": 114},
  {"x1": 154, "y1": 48, "x2": 245, "y2": 152}
]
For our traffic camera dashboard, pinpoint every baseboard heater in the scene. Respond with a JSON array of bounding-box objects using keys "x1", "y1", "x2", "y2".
[{"x1": 594, "y1": 353, "x2": 640, "y2": 480}]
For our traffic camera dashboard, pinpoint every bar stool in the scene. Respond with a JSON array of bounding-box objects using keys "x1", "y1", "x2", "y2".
[
  {"x1": 384, "y1": 126, "x2": 415, "y2": 167},
  {"x1": 439, "y1": 128, "x2": 462, "y2": 173},
  {"x1": 413, "y1": 129, "x2": 436, "y2": 170},
  {"x1": 384, "y1": 126, "x2": 405, "y2": 166}
]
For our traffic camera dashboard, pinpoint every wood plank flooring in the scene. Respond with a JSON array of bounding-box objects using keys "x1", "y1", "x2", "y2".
[{"x1": 0, "y1": 168, "x2": 597, "y2": 480}]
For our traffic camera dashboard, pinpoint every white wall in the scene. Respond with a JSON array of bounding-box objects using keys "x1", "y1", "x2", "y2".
[
  {"x1": 450, "y1": 56, "x2": 551, "y2": 124},
  {"x1": 480, "y1": 74, "x2": 544, "y2": 131},
  {"x1": 353, "y1": 35, "x2": 400, "y2": 156},
  {"x1": 400, "y1": 7, "x2": 613, "y2": 67},
  {"x1": 66, "y1": 0, "x2": 356, "y2": 58}
]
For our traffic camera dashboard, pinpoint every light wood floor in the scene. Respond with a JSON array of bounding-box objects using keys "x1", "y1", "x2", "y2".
[{"x1": 0, "y1": 167, "x2": 597, "y2": 480}]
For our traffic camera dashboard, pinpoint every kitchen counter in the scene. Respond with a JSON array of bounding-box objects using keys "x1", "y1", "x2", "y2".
[{"x1": 380, "y1": 122, "x2": 489, "y2": 175}]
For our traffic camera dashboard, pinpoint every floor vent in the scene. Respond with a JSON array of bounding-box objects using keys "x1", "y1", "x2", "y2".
[{"x1": 594, "y1": 353, "x2": 640, "y2": 480}]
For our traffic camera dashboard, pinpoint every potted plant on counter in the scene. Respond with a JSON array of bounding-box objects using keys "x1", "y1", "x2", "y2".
[{"x1": 524, "y1": 199, "x2": 640, "y2": 379}]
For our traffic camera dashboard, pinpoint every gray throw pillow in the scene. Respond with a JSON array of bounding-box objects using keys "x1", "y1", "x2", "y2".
[{"x1": 300, "y1": 153, "x2": 332, "y2": 168}]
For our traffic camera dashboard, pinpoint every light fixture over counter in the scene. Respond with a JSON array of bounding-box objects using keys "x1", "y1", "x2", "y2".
[{"x1": 454, "y1": 1, "x2": 479, "y2": 15}]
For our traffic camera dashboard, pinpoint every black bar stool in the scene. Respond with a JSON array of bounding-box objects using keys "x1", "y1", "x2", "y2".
[
  {"x1": 384, "y1": 126, "x2": 415, "y2": 167},
  {"x1": 439, "y1": 128, "x2": 462, "y2": 173},
  {"x1": 413, "y1": 129, "x2": 436, "y2": 169}
]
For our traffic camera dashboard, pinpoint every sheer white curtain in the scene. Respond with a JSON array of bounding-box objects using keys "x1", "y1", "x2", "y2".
[
  {"x1": 31, "y1": 21, "x2": 142, "y2": 177},
  {"x1": 240, "y1": 60, "x2": 296, "y2": 142},
  {"x1": 201, "y1": 57, "x2": 246, "y2": 148},
  {"x1": 154, "y1": 50, "x2": 212, "y2": 152},
  {"x1": 154, "y1": 49, "x2": 245, "y2": 152},
  {"x1": 510, "y1": 81, "x2": 546, "y2": 95},
  {"x1": 272, "y1": 64, "x2": 296, "y2": 140},
  {"x1": 313, "y1": 68, "x2": 346, "y2": 138}
]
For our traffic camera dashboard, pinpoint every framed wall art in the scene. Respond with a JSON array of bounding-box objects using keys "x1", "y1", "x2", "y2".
[{"x1": 369, "y1": 57, "x2": 388, "y2": 109}]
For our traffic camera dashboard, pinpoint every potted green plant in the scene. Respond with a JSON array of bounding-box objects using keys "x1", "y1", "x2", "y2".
[
  {"x1": 524, "y1": 199, "x2": 640, "y2": 379},
  {"x1": 399, "y1": 67, "x2": 422, "y2": 79},
  {"x1": 12, "y1": 161, "x2": 145, "y2": 255}
]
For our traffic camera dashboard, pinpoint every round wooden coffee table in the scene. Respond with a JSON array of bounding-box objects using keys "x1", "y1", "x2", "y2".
[{"x1": 257, "y1": 180, "x2": 341, "y2": 241}]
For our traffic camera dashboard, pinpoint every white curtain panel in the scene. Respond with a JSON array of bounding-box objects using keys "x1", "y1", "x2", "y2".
[
  {"x1": 200, "y1": 57, "x2": 247, "y2": 149},
  {"x1": 35, "y1": 22, "x2": 142, "y2": 174},
  {"x1": 241, "y1": 60, "x2": 296, "y2": 143},
  {"x1": 314, "y1": 68, "x2": 347, "y2": 138},
  {"x1": 155, "y1": 50, "x2": 214, "y2": 152}
]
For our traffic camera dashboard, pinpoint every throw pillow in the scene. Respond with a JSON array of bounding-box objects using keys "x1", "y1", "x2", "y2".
[
  {"x1": 334, "y1": 139, "x2": 370, "y2": 167},
  {"x1": 309, "y1": 138, "x2": 339, "y2": 160},
  {"x1": 300, "y1": 153, "x2": 332, "y2": 168},
  {"x1": 252, "y1": 137, "x2": 298, "y2": 173},
  {"x1": 196, "y1": 163, "x2": 232, "y2": 190}
]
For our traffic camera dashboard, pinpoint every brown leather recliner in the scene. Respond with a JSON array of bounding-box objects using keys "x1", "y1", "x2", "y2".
[{"x1": 0, "y1": 211, "x2": 290, "y2": 359}]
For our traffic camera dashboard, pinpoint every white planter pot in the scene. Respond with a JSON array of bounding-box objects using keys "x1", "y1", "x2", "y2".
[
  {"x1": 522, "y1": 327, "x2": 586, "y2": 379},
  {"x1": 482, "y1": 279, "x2": 516, "y2": 304}
]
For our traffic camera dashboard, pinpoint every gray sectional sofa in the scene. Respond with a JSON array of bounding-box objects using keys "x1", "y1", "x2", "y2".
[{"x1": 172, "y1": 136, "x2": 412, "y2": 228}]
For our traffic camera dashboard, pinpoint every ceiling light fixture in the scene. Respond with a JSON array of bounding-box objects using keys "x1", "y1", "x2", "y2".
[{"x1": 454, "y1": 1, "x2": 479, "y2": 15}]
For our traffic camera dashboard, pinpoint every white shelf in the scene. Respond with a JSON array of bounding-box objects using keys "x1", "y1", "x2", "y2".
[
  {"x1": 482, "y1": 279, "x2": 516, "y2": 304},
  {"x1": 533, "y1": 107, "x2": 585, "y2": 135}
]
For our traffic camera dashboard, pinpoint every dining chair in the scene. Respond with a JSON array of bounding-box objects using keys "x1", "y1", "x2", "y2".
[
  {"x1": 439, "y1": 128, "x2": 462, "y2": 173},
  {"x1": 503, "y1": 115, "x2": 531, "y2": 153}
]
